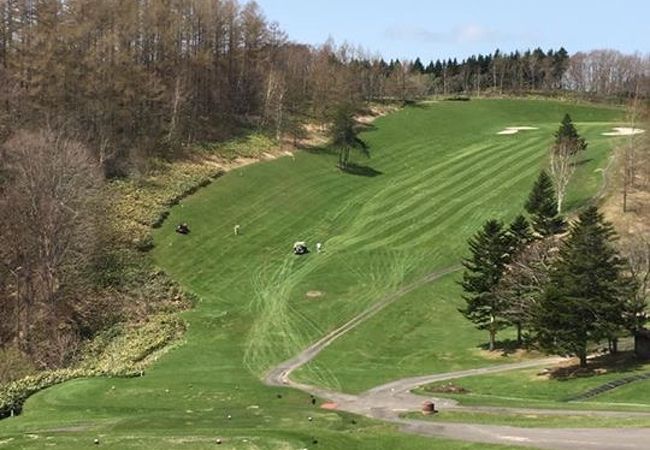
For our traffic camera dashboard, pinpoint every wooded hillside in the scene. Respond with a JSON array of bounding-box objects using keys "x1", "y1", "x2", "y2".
[{"x1": 0, "y1": 0, "x2": 648, "y2": 378}]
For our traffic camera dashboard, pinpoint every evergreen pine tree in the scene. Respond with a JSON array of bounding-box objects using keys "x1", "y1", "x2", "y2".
[
  {"x1": 554, "y1": 113, "x2": 587, "y2": 154},
  {"x1": 525, "y1": 171, "x2": 565, "y2": 236},
  {"x1": 533, "y1": 207, "x2": 632, "y2": 367},
  {"x1": 459, "y1": 220, "x2": 510, "y2": 351},
  {"x1": 412, "y1": 57, "x2": 425, "y2": 74},
  {"x1": 506, "y1": 214, "x2": 533, "y2": 256}
]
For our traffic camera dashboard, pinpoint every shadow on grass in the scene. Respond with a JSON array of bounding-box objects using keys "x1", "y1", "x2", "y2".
[
  {"x1": 573, "y1": 158, "x2": 593, "y2": 167},
  {"x1": 357, "y1": 122, "x2": 378, "y2": 133},
  {"x1": 302, "y1": 145, "x2": 338, "y2": 155},
  {"x1": 338, "y1": 163, "x2": 383, "y2": 177},
  {"x1": 548, "y1": 351, "x2": 645, "y2": 381},
  {"x1": 405, "y1": 100, "x2": 431, "y2": 109},
  {"x1": 478, "y1": 338, "x2": 523, "y2": 357}
]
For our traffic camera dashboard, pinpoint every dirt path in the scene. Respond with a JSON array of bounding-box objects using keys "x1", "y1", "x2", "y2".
[{"x1": 264, "y1": 266, "x2": 650, "y2": 450}]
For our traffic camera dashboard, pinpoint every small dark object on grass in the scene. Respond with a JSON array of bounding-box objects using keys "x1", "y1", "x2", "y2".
[
  {"x1": 94, "y1": 438, "x2": 100, "y2": 445},
  {"x1": 426, "y1": 382, "x2": 469, "y2": 394},
  {"x1": 276, "y1": 393, "x2": 282, "y2": 399},
  {"x1": 421, "y1": 400, "x2": 438, "y2": 415},
  {"x1": 445, "y1": 95, "x2": 470, "y2": 101},
  {"x1": 176, "y1": 223, "x2": 190, "y2": 234},
  {"x1": 351, "y1": 419, "x2": 357, "y2": 425},
  {"x1": 312, "y1": 438, "x2": 318, "y2": 444}
]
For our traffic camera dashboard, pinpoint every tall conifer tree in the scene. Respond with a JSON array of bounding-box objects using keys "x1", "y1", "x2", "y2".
[
  {"x1": 459, "y1": 220, "x2": 510, "y2": 351},
  {"x1": 554, "y1": 113, "x2": 587, "y2": 154},
  {"x1": 533, "y1": 207, "x2": 632, "y2": 367},
  {"x1": 525, "y1": 171, "x2": 565, "y2": 236}
]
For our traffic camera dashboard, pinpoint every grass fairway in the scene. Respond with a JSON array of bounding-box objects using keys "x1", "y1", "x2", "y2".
[{"x1": 0, "y1": 99, "x2": 626, "y2": 449}]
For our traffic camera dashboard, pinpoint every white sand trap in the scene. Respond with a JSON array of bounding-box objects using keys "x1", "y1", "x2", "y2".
[
  {"x1": 602, "y1": 127, "x2": 645, "y2": 136},
  {"x1": 497, "y1": 126, "x2": 539, "y2": 135}
]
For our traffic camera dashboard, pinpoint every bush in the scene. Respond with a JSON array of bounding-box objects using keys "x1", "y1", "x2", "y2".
[
  {"x1": 201, "y1": 132, "x2": 279, "y2": 160},
  {"x1": 445, "y1": 96, "x2": 471, "y2": 101},
  {"x1": 0, "y1": 347, "x2": 36, "y2": 385}
]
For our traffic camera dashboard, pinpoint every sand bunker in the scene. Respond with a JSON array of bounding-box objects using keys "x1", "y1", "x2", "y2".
[
  {"x1": 320, "y1": 402, "x2": 338, "y2": 410},
  {"x1": 602, "y1": 127, "x2": 645, "y2": 136},
  {"x1": 497, "y1": 126, "x2": 539, "y2": 135},
  {"x1": 305, "y1": 290, "x2": 324, "y2": 298}
]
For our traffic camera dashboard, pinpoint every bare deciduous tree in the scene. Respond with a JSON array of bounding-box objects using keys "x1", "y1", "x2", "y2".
[
  {"x1": 549, "y1": 141, "x2": 576, "y2": 214},
  {"x1": 0, "y1": 129, "x2": 100, "y2": 366},
  {"x1": 621, "y1": 236, "x2": 650, "y2": 332},
  {"x1": 497, "y1": 237, "x2": 561, "y2": 344}
]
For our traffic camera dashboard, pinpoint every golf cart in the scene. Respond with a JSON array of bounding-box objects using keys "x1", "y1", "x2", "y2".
[
  {"x1": 293, "y1": 241, "x2": 308, "y2": 255},
  {"x1": 176, "y1": 223, "x2": 190, "y2": 234}
]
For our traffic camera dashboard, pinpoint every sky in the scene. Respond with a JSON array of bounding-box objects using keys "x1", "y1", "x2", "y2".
[{"x1": 255, "y1": 0, "x2": 649, "y2": 61}]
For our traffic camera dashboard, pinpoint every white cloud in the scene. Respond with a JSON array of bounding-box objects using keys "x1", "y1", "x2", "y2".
[
  {"x1": 383, "y1": 23, "x2": 524, "y2": 44},
  {"x1": 456, "y1": 24, "x2": 494, "y2": 43}
]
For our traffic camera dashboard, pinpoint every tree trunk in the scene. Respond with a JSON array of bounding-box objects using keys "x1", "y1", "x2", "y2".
[
  {"x1": 578, "y1": 351, "x2": 588, "y2": 368},
  {"x1": 516, "y1": 322, "x2": 522, "y2": 346},
  {"x1": 488, "y1": 329, "x2": 496, "y2": 351}
]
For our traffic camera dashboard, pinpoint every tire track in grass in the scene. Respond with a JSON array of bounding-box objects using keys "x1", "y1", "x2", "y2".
[
  {"x1": 246, "y1": 250, "x2": 423, "y2": 388},
  {"x1": 264, "y1": 264, "x2": 462, "y2": 387}
]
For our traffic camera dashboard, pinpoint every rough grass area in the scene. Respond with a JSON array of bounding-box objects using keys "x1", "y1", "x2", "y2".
[
  {"x1": 105, "y1": 160, "x2": 225, "y2": 250},
  {"x1": 0, "y1": 100, "x2": 628, "y2": 449},
  {"x1": 199, "y1": 132, "x2": 280, "y2": 160}
]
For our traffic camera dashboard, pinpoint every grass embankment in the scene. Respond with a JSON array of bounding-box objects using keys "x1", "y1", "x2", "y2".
[{"x1": 0, "y1": 100, "x2": 625, "y2": 449}]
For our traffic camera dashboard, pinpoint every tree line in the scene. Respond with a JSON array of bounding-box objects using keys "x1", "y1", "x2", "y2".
[
  {"x1": 0, "y1": 0, "x2": 379, "y2": 175},
  {"x1": 1, "y1": 1, "x2": 648, "y2": 175},
  {"x1": 382, "y1": 48, "x2": 648, "y2": 99}
]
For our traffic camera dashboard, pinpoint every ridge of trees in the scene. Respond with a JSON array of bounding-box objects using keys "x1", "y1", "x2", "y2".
[
  {"x1": 1, "y1": 2, "x2": 648, "y2": 176},
  {"x1": 461, "y1": 158, "x2": 649, "y2": 366},
  {"x1": 461, "y1": 201, "x2": 643, "y2": 366}
]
